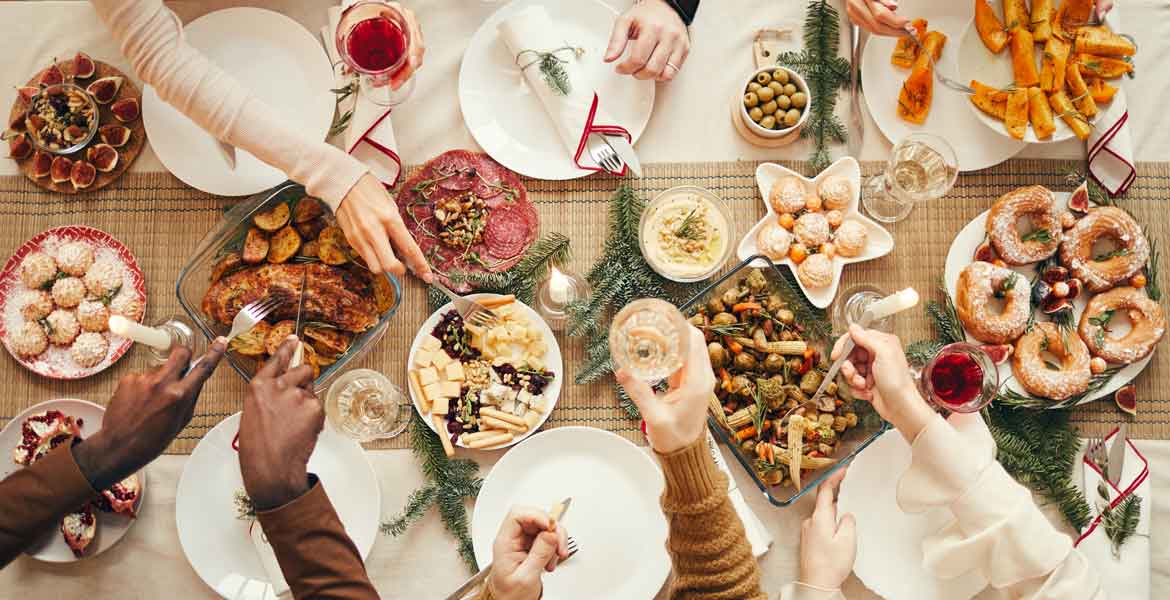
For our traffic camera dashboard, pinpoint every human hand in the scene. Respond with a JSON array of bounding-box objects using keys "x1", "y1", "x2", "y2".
[
  {"x1": 846, "y1": 0, "x2": 911, "y2": 36},
  {"x1": 73, "y1": 339, "x2": 228, "y2": 490},
  {"x1": 238, "y1": 338, "x2": 323, "y2": 510},
  {"x1": 1096, "y1": 0, "x2": 1114, "y2": 18},
  {"x1": 382, "y1": 2, "x2": 425, "y2": 90},
  {"x1": 605, "y1": 0, "x2": 690, "y2": 82},
  {"x1": 336, "y1": 173, "x2": 433, "y2": 283},
  {"x1": 616, "y1": 325, "x2": 714, "y2": 454},
  {"x1": 486, "y1": 506, "x2": 570, "y2": 600},
  {"x1": 798, "y1": 469, "x2": 856, "y2": 590},
  {"x1": 830, "y1": 324, "x2": 933, "y2": 441}
]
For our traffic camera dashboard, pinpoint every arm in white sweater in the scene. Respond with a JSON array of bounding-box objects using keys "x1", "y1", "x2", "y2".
[
  {"x1": 90, "y1": 0, "x2": 368, "y2": 210},
  {"x1": 897, "y1": 413, "x2": 1105, "y2": 599}
]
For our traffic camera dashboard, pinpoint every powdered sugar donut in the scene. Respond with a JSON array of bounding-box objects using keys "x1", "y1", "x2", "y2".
[
  {"x1": 84, "y1": 261, "x2": 124, "y2": 298},
  {"x1": 757, "y1": 221, "x2": 792, "y2": 261},
  {"x1": 19, "y1": 290, "x2": 54, "y2": 321},
  {"x1": 1079, "y1": 286, "x2": 1166, "y2": 364},
  {"x1": 20, "y1": 253, "x2": 57, "y2": 289},
  {"x1": 1012, "y1": 322, "x2": 1091, "y2": 400},
  {"x1": 76, "y1": 300, "x2": 110, "y2": 333},
  {"x1": 108, "y1": 293, "x2": 143, "y2": 322},
  {"x1": 987, "y1": 186, "x2": 1061, "y2": 265},
  {"x1": 834, "y1": 221, "x2": 868, "y2": 258},
  {"x1": 768, "y1": 177, "x2": 808, "y2": 214},
  {"x1": 955, "y1": 261, "x2": 1030, "y2": 345},
  {"x1": 70, "y1": 332, "x2": 109, "y2": 368},
  {"x1": 794, "y1": 212, "x2": 831, "y2": 247},
  {"x1": 10, "y1": 321, "x2": 48, "y2": 358},
  {"x1": 1059, "y1": 207, "x2": 1149, "y2": 293},
  {"x1": 818, "y1": 175, "x2": 852, "y2": 211},
  {"x1": 51, "y1": 277, "x2": 87, "y2": 309},
  {"x1": 45, "y1": 309, "x2": 80, "y2": 346},
  {"x1": 797, "y1": 253, "x2": 834, "y2": 288},
  {"x1": 56, "y1": 241, "x2": 94, "y2": 276}
]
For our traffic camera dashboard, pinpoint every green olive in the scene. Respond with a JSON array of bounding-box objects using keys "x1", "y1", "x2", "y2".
[
  {"x1": 759, "y1": 115, "x2": 777, "y2": 129},
  {"x1": 747, "y1": 82, "x2": 762, "y2": 93},
  {"x1": 743, "y1": 92, "x2": 759, "y2": 108},
  {"x1": 768, "y1": 81, "x2": 784, "y2": 96},
  {"x1": 783, "y1": 83, "x2": 798, "y2": 96},
  {"x1": 776, "y1": 94, "x2": 792, "y2": 110},
  {"x1": 761, "y1": 100, "x2": 778, "y2": 115},
  {"x1": 791, "y1": 92, "x2": 808, "y2": 108},
  {"x1": 748, "y1": 106, "x2": 764, "y2": 122},
  {"x1": 784, "y1": 108, "x2": 801, "y2": 126},
  {"x1": 756, "y1": 86, "x2": 775, "y2": 102},
  {"x1": 773, "y1": 69, "x2": 790, "y2": 85},
  {"x1": 755, "y1": 71, "x2": 772, "y2": 85}
]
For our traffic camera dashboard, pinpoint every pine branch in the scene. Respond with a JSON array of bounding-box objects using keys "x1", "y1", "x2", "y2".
[
  {"x1": 925, "y1": 281, "x2": 964, "y2": 344},
  {"x1": 615, "y1": 382, "x2": 641, "y2": 420},
  {"x1": 905, "y1": 339, "x2": 944, "y2": 367},
  {"x1": 1104, "y1": 494, "x2": 1142, "y2": 557},
  {"x1": 380, "y1": 483, "x2": 438, "y2": 536},
  {"x1": 1145, "y1": 230, "x2": 1161, "y2": 301},
  {"x1": 995, "y1": 366, "x2": 1122, "y2": 409}
]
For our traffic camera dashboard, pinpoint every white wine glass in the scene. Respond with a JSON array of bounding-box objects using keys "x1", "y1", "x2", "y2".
[
  {"x1": 325, "y1": 368, "x2": 410, "y2": 441},
  {"x1": 863, "y1": 132, "x2": 958, "y2": 223},
  {"x1": 608, "y1": 298, "x2": 690, "y2": 383}
]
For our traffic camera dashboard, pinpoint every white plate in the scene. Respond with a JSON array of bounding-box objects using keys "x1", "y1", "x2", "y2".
[
  {"x1": 142, "y1": 7, "x2": 335, "y2": 196},
  {"x1": 471, "y1": 427, "x2": 670, "y2": 600},
  {"x1": 860, "y1": 0, "x2": 1026, "y2": 171},
  {"x1": 737, "y1": 157, "x2": 894, "y2": 309},
  {"x1": 458, "y1": 0, "x2": 654, "y2": 180},
  {"x1": 407, "y1": 294, "x2": 563, "y2": 450},
  {"x1": 0, "y1": 398, "x2": 143, "y2": 562},
  {"x1": 176, "y1": 412, "x2": 380, "y2": 598},
  {"x1": 943, "y1": 193, "x2": 1152, "y2": 404},
  {"x1": 838, "y1": 430, "x2": 987, "y2": 600}
]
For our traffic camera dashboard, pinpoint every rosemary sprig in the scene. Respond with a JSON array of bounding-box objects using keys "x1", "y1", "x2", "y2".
[
  {"x1": 329, "y1": 81, "x2": 358, "y2": 137},
  {"x1": 1094, "y1": 247, "x2": 1130, "y2": 262},
  {"x1": 702, "y1": 322, "x2": 747, "y2": 337},
  {"x1": 1087, "y1": 309, "x2": 1115, "y2": 348},
  {"x1": 674, "y1": 207, "x2": 703, "y2": 241},
  {"x1": 1021, "y1": 228, "x2": 1055, "y2": 244},
  {"x1": 516, "y1": 46, "x2": 583, "y2": 97},
  {"x1": 1145, "y1": 231, "x2": 1161, "y2": 301}
]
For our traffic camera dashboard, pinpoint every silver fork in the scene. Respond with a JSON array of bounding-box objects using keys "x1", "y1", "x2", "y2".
[
  {"x1": 588, "y1": 136, "x2": 624, "y2": 175},
  {"x1": 1084, "y1": 435, "x2": 1111, "y2": 513},
  {"x1": 226, "y1": 297, "x2": 283, "y2": 342},
  {"x1": 445, "y1": 536, "x2": 580, "y2": 599},
  {"x1": 904, "y1": 25, "x2": 977, "y2": 95},
  {"x1": 432, "y1": 281, "x2": 501, "y2": 329}
]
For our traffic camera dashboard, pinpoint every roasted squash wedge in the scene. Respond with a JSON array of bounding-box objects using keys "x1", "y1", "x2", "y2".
[
  {"x1": 1003, "y1": 0, "x2": 1030, "y2": 31},
  {"x1": 1039, "y1": 37, "x2": 1071, "y2": 92},
  {"x1": 975, "y1": 0, "x2": 1009, "y2": 53},
  {"x1": 1075, "y1": 53, "x2": 1133, "y2": 78},
  {"x1": 1065, "y1": 63, "x2": 1098, "y2": 117},
  {"x1": 1010, "y1": 29, "x2": 1040, "y2": 87},
  {"x1": 896, "y1": 31, "x2": 946, "y2": 124},
  {"x1": 1073, "y1": 26, "x2": 1136, "y2": 57},
  {"x1": 1004, "y1": 88, "x2": 1030, "y2": 139},
  {"x1": 1028, "y1": 88, "x2": 1056, "y2": 139},
  {"x1": 1031, "y1": 0, "x2": 1055, "y2": 41},
  {"x1": 969, "y1": 80, "x2": 1009, "y2": 119},
  {"x1": 1053, "y1": 0, "x2": 1094, "y2": 39},
  {"x1": 1087, "y1": 77, "x2": 1118, "y2": 103},
  {"x1": 891, "y1": 19, "x2": 928, "y2": 68},
  {"x1": 1048, "y1": 90, "x2": 1092, "y2": 140}
]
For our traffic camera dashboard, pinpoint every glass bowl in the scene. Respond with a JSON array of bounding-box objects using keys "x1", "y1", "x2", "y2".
[
  {"x1": 26, "y1": 83, "x2": 99, "y2": 155},
  {"x1": 639, "y1": 185, "x2": 735, "y2": 283},
  {"x1": 679, "y1": 255, "x2": 889, "y2": 507},
  {"x1": 175, "y1": 182, "x2": 402, "y2": 392}
]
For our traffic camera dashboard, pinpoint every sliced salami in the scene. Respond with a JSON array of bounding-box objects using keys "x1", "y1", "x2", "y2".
[
  {"x1": 432, "y1": 150, "x2": 477, "y2": 191},
  {"x1": 484, "y1": 204, "x2": 537, "y2": 260}
]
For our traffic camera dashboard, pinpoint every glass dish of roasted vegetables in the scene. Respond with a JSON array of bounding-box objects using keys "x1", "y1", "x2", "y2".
[{"x1": 680, "y1": 257, "x2": 888, "y2": 507}]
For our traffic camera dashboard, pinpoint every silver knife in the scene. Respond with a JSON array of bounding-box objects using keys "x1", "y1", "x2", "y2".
[
  {"x1": 1108, "y1": 423, "x2": 1127, "y2": 486},
  {"x1": 847, "y1": 22, "x2": 864, "y2": 158},
  {"x1": 603, "y1": 134, "x2": 642, "y2": 178},
  {"x1": 289, "y1": 268, "x2": 308, "y2": 368},
  {"x1": 215, "y1": 138, "x2": 237, "y2": 170}
]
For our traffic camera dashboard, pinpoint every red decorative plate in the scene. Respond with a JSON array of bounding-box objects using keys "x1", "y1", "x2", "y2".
[{"x1": 0, "y1": 226, "x2": 147, "y2": 379}]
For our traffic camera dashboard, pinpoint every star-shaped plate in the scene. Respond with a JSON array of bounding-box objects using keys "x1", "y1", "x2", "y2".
[{"x1": 737, "y1": 157, "x2": 894, "y2": 308}]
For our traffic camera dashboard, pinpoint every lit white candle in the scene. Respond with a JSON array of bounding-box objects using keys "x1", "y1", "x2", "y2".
[
  {"x1": 108, "y1": 315, "x2": 172, "y2": 351},
  {"x1": 548, "y1": 267, "x2": 572, "y2": 305}
]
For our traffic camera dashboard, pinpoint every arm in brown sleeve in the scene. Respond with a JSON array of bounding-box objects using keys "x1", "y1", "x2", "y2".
[
  {"x1": 0, "y1": 442, "x2": 98, "y2": 568},
  {"x1": 657, "y1": 437, "x2": 767, "y2": 600},
  {"x1": 256, "y1": 475, "x2": 379, "y2": 600}
]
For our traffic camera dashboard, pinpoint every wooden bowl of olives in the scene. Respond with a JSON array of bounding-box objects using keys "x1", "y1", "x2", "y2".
[{"x1": 740, "y1": 66, "x2": 811, "y2": 139}]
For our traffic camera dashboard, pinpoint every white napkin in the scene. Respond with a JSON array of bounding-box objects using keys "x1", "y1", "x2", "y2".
[
  {"x1": 1086, "y1": 9, "x2": 1135, "y2": 196},
  {"x1": 214, "y1": 572, "x2": 279, "y2": 600},
  {"x1": 249, "y1": 521, "x2": 292, "y2": 599},
  {"x1": 322, "y1": 4, "x2": 403, "y2": 187},
  {"x1": 1076, "y1": 428, "x2": 1151, "y2": 598},
  {"x1": 496, "y1": 5, "x2": 630, "y2": 175},
  {"x1": 704, "y1": 430, "x2": 773, "y2": 558}
]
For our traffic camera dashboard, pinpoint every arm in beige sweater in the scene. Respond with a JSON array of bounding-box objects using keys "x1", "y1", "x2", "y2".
[
  {"x1": 897, "y1": 413, "x2": 1105, "y2": 599},
  {"x1": 90, "y1": 0, "x2": 368, "y2": 210}
]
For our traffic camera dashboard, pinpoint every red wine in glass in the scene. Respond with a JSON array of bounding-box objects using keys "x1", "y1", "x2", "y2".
[
  {"x1": 346, "y1": 17, "x2": 407, "y2": 74},
  {"x1": 921, "y1": 343, "x2": 997, "y2": 413},
  {"x1": 335, "y1": 0, "x2": 415, "y2": 106}
]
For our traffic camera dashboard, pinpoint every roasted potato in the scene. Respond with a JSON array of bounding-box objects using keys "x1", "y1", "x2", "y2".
[
  {"x1": 295, "y1": 218, "x2": 329, "y2": 241},
  {"x1": 1065, "y1": 62, "x2": 1098, "y2": 117},
  {"x1": 975, "y1": 0, "x2": 1009, "y2": 53},
  {"x1": 318, "y1": 226, "x2": 352, "y2": 266},
  {"x1": 302, "y1": 343, "x2": 321, "y2": 380},
  {"x1": 253, "y1": 203, "x2": 291, "y2": 232},
  {"x1": 242, "y1": 227, "x2": 270, "y2": 264},
  {"x1": 1031, "y1": 0, "x2": 1055, "y2": 41},
  {"x1": 211, "y1": 252, "x2": 244, "y2": 284},
  {"x1": 317, "y1": 352, "x2": 338, "y2": 368},
  {"x1": 229, "y1": 320, "x2": 271, "y2": 357},
  {"x1": 305, "y1": 325, "x2": 352, "y2": 357},
  {"x1": 1048, "y1": 90, "x2": 1092, "y2": 140},
  {"x1": 1039, "y1": 37, "x2": 1070, "y2": 92},
  {"x1": 1004, "y1": 88, "x2": 1030, "y2": 139},
  {"x1": 372, "y1": 274, "x2": 396, "y2": 313},
  {"x1": 267, "y1": 225, "x2": 302, "y2": 264},
  {"x1": 1028, "y1": 87, "x2": 1056, "y2": 140},
  {"x1": 293, "y1": 197, "x2": 327, "y2": 223},
  {"x1": 1010, "y1": 28, "x2": 1040, "y2": 87},
  {"x1": 896, "y1": 30, "x2": 946, "y2": 124},
  {"x1": 301, "y1": 240, "x2": 319, "y2": 258},
  {"x1": 265, "y1": 320, "x2": 296, "y2": 356}
]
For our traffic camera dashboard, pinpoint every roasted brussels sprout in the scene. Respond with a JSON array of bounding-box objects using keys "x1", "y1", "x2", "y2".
[
  {"x1": 733, "y1": 352, "x2": 758, "y2": 371},
  {"x1": 721, "y1": 288, "x2": 743, "y2": 307},
  {"x1": 765, "y1": 294, "x2": 785, "y2": 314},
  {"x1": 741, "y1": 440, "x2": 757, "y2": 454},
  {"x1": 688, "y1": 314, "x2": 706, "y2": 328},
  {"x1": 764, "y1": 353, "x2": 786, "y2": 373},
  {"x1": 729, "y1": 375, "x2": 754, "y2": 396}
]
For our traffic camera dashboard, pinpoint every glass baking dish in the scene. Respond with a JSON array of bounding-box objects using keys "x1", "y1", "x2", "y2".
[
  {"x1": 176, "y1": 182, "x2": 402, "y2": 391},
  {"x1": 679, "y1": 255, "x2": 889, "y2": 507}
]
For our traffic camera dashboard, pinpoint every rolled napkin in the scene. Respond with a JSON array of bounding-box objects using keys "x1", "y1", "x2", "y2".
[
  {"x1": 249, "y1": 520, "x2": 291, "y2": 599},
  {"x1": 322, "y1": 4, "x2": 403, "y2": 187},
  {"x1": 214, "y1": 572, "x2": 278, "y2": 600},
  {"x1": 497, "y1": 5, "x2": 631, "y2": 175},
  {"x1": 1086, "y1": 9, "x2": 1135, "y2": 196},
  {"x1": 1075, "y1": 428, "x2": 1150, "y2": 598}
]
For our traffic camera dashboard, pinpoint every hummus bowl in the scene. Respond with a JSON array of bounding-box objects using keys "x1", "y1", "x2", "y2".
[{"x1": 639, "y1": 185, "x2": 735, "y2": 283}]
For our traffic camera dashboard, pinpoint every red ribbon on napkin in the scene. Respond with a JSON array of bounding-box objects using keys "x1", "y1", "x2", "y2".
[
  {"x1": 1087, "y1": 109, "x2": 1136, "y2": 197},
  {"x1": 571, "y1": 93, "x2": 632, "y2": 176},
  {"x1": 1074, "y1": 426, "x2": 1149, "y2": 547}
]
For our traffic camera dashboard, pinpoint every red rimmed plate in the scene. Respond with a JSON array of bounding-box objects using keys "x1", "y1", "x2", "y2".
[{"x1": 0, "y1": 225, "x2": 147, "y2": 379}]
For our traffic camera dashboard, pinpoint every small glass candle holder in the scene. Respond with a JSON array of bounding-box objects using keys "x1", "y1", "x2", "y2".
[
  {"x1": 146, "y1": 315, "x2": 198, "y2": 365},
  {"x1": 536, "y1": 267, "x2": 590, "y2": 329}
]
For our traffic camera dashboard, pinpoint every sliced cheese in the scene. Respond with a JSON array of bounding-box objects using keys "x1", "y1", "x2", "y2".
[
  {"x1": 421, "y1": 335, "x2": 442, "y2": 352},
  {"x1": 439, "y1": 381, "x2": 462, "y2": 398},
  {"x1": 417, "y1": 367, "x2": 439, "y2": 386},
  {"x1": 422, "y1": 382, "x2": 443, "y2": 408},
  {"x1": 413, "y1": 350, "x2": 433, "y2": 368},
  {"x1": 431, "y1": 396, "x2": 450, "y2": 415},
  {"x1": 432, "y1": 350, "x2": 453, "y2": 369},
  {"x1": 445, "y1": 361, "x2": 465, "y2": 381}
]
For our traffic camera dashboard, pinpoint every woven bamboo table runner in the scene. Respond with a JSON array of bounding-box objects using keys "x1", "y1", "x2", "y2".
[{"x1": 0, "y1": 159, "x2": 1165, "y2": 452}]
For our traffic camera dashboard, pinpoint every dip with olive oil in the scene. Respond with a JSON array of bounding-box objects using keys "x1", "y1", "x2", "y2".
[{"x1": 640, "y1": 190, "x2": 730, "y2": 281}]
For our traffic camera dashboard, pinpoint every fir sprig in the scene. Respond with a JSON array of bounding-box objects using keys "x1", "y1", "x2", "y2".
[
  {"x1": 1064, "y1": 170, "x2": 1117, "y2": 204},
  {"x1": 1103, "y1": 494, "x2": 1142, "y2": 557},
  {"x1": 1145, "y1": 230, "x2": 1161, "y2": 301},
  {"x1": 995, "y1": 365, "x2": 1123, "y2": 410},
  {"x1": 431, "y1": 233, "x2": 572, "y2": 311},
  {"x1": 517, "y1": 46, "x2": 583, "y2": 97},
  {"x1": 775, "y1": 1, "x2": 851, "y2": 173}
]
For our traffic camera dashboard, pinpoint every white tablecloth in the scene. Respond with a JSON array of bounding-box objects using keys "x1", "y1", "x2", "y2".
[{"x1": 1, "y1": 1, "x2": 1167, "y2": 598}]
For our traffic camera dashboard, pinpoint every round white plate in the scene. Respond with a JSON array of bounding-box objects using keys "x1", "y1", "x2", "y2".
[
  {"x1": 471, "y1": 427, "x2": 670, "y2": 600},
  {"x1": 860, "y1": 0, "x2": 1026, "y2": 171},
  {"x1": 0, "y1": 398, "x2": 144, "y2": 562},
  {"x1": 943, "y1": 193, "x2": 1152, "y2": 405},
  {"x1": 458, "y1": 0, "x2": 654, "y2": 180},
  {"x1": 737, "y1": 157, "x2": 894, "y2": 309},
  {"x1": 176, "y1": 412, "x2": 380, "y2": 598},
  {"x1": 407, "y1": 294, "x2": 563, "y2": 450},
  {"x1": 143, "y1": 7, "x2": 335, "y2": 196},
  {"x1": 838, "y1": 430, "x2": 987, "y2": 600}
]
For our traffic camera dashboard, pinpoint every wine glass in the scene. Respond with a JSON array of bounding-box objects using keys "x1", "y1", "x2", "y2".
[
  {"x1": 833, "y1": 284, "x2": 895, "y2": 335},
  {"x1": 335, "y1": 1, "x2": 415, "y2": 107},
  {"x1": 608, "y1": 298, "x2": 690, "y2": 382},
  {"x1": 862, "y1": 132, "x2": 958, "y2": 223},
  {"x1": 324, "y1": 368, "x2": 410, "y2": 441},
  {"x1": 919, "y1": 343, "x2": 998, "y2": 413}
]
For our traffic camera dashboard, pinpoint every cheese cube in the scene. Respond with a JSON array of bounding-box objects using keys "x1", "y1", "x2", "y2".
[
  {"x1": 409, "y1": 371, "x2": 429, "y2": 413},
  {"x1": 432, "y1": 350, "x2": 453, "y2": 369},
  {"x1": 529, "y1": 393, "x2": 547, "y2": 413},
  {"x1": 431, "y1": 396, "x2": 450, "y2": 415},
  {"x1": 422, "y1": 382, "x2": 443, "y2": 409},
  {"x1": 524, "y1": 410, "x2": 542, "y2": 429},
  {"x1": 417, "y1": 367, "x2": 439, "y2": 386},
  {"x1": 439, "y1": 381, "x2": 462, "y2": 398},
  {"x1": 412, "y1": 350, "x2": 433, "y2": 368},
  {"x1": 421, "y1": 335, "x2": 442, "y2": 352},
  {"x1": 445, "y1": 361, "x2": 465, "y2": 381}
]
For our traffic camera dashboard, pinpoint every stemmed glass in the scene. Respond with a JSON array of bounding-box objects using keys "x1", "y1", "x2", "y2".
[
  {"x1": 919, "y1": 343, "x2": 998, "y2": 413},
  {"x1": 324, "y1": 368, "x2": 410, "y2": 441},
  {"x1": 608, "y1": 298, "x2": 690, "y2": 382},
  {"x1": 863, "y1": 132, "x2": 959, "y2": 223},
  {"x1": 335, "y1": 0, "x2": 415, "y2": 107}
]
